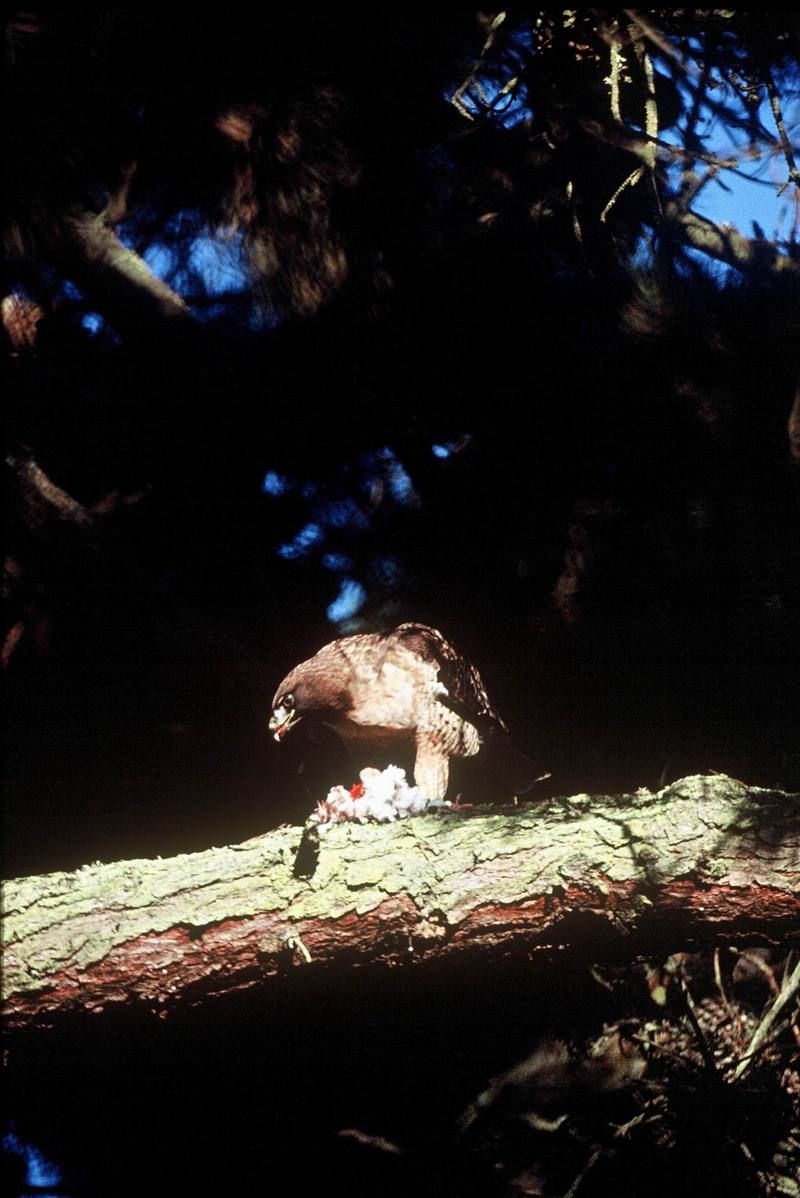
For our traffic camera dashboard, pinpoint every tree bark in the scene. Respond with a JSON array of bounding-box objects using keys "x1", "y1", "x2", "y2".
[{"x1": 3, "y1": 775, "x2": 798, "y2": 1029}]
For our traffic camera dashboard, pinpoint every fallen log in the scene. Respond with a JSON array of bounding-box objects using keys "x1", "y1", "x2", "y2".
[{"x1": 3, "y1": 775, "x2": 798, "y2": 1029}]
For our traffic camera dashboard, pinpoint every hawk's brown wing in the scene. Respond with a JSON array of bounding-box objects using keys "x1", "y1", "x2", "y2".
[{"x1": 387, "y1": 623, "x2": 508, "y2": 736}]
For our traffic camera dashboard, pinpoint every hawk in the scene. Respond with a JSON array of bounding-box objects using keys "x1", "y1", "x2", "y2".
[{"x1": 269, "y1": 622, "x2": 540, "y2": 801}]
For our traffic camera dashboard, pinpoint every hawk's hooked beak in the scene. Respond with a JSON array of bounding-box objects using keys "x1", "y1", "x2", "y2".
[{"x1": 269, "y1": 705, "x2": 302, "y2": 742}]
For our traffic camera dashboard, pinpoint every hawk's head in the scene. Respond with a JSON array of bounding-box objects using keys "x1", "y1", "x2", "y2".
[
  {"x1": 269, "y1": 688, "x2": 302, "y2": 742},
  {"x1": 269, "y1": 659, "x2": 348, "y2": 742}
]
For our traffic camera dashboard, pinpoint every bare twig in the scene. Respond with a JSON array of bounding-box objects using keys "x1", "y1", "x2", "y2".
[
  {"x1": 679, "y1": 164, "x2": 722, "y2": 209},
  {"x1": 563, "y1": 1147, "x2": 603, "y2": 1198},
  {"x1": 607, "y1": 33, "x2": 626, "y2": 125},
  {"x1": 583, "y1": 116, "x2": 744, "y2": 175},
  {"x1": 630, "y1": 1033, "x2": 691, "y2": 1067},
  {"x1": 600, "y1": 165, "x2": 645, "y2": 222},
  {"x1": 337, "y1": 1129, "x2": 401, "y2": 1155},
  {"x1": 601, "y1": 36, "x2": 660, "y2": 223},
  {"x1": 635, "y1": 39, "x2": 659, "y2": 172},
  {"x1": 450, "y1": 12, "x2": 508, "y2": 121},
  {"x1": 613, "y1": 1108, "x2": 664, "y2": 1139},
  {"x1": 714, "y1": 947, "x2": 738, "y2": 1027},
  {"x1": 669, "y1": 60, "x2": 773, "y2": 143},
  {"x1": 764, "y1": 70, "x2": 800, "y2": 195},
  {"x1": 488, "y1": 73, "x2": 520, "y2": 114},
  {"x1": 103, "y1": 161, "x2": 138, "y2": 226},
  {"x1": 677, "y1": 49, "x2": 715, "y2": 209},
  {"x1": 618, "y1": 12, "x2": 777, "y2": 149},
  {"x1": 623, "y1": 9, "x2": 685, "y2": 69},
  {"x1": 733, "y1": 959, "x2": 800, "y2": 1083},
  {"x1": 680, "y1": 970, "x2": 721, "y2": 1078}
]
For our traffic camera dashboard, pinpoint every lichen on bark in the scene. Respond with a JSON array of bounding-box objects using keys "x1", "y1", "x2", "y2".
[{"x1": 2, "y1": 775, "x2": 798, "y2": 1027}]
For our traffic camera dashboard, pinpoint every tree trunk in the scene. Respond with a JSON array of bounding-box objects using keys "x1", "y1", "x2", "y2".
[{"x1": 3, "y1": 775, "x2": 798, "y2": 1029}]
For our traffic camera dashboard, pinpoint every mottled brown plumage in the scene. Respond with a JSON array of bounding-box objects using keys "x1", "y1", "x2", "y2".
[{"x1": 269, "y1": 623, "x2": 538, "y2": 800}]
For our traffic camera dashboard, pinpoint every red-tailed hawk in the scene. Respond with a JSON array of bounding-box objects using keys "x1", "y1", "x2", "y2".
[{"x1": 269, "y1": 622, "x2": 540, "y2": 800}]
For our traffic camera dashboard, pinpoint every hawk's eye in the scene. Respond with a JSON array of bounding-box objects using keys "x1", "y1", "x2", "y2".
[{"x1": 280, "y1": 693, "x2": 295, "y2": 710}]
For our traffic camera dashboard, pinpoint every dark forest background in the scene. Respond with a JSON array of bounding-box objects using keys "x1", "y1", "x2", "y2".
[{"x1": 3, "y1": 10, "x2": 799, "y2": 1196}]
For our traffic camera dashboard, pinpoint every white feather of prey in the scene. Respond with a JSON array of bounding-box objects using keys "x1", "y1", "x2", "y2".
[{"x1": 314, "y1": 765, "x2": 450, "y2": 830}]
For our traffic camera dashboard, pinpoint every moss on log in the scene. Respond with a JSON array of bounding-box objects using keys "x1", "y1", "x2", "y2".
[{"x1": 3, "y1": 775, "x2": 798, "y2": 1028}]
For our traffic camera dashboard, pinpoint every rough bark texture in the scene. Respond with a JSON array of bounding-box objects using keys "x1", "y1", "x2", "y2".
[{"x1": 3, "y1": 775, "x2": 798, "y2": 1029}]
